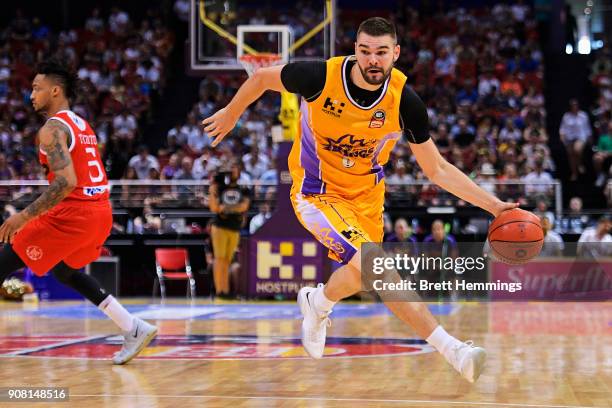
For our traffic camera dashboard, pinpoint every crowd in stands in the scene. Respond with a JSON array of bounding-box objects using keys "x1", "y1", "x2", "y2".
[
  {"x1": 382, "y1": 2, "x2": 555, "y2": 206},
  {"x1": 0, "y1": 6, "x2": 174, "y2": 185},
  {"x1": 588, "y1": 44, "x2": 611, "y2": 203}
]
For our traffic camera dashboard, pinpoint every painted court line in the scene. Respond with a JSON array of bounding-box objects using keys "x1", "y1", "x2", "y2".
[
  {"x1": 69, "y1": 394, "x2": 603, "y2": 408},
  {"x1": 0, "y1": 335, "x2": 107, "y2": 356}
]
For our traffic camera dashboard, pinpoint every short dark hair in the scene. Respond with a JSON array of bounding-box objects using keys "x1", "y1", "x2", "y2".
[
  {"x1": 35, "y1": 58, "x2": 77, "y2": 99},
  {"x1": 357, "y1": 17, "x2": 397, "y2": 42}
]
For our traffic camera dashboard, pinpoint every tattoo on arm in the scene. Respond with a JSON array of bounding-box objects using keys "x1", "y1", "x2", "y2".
[
  {"x1": 23, "y1": 121, "x2": 75, "y2": 219},
  {"x1": 24, "y1": 175, "x2": 71, "y2": 219},
  {"x1": 41, "y1": 121, "x2": 72, "y2": 172}
]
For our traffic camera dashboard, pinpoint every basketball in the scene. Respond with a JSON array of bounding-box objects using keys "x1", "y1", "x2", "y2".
[{"x1": 488, "y1": 208, "x2": 544, "y2": 264}]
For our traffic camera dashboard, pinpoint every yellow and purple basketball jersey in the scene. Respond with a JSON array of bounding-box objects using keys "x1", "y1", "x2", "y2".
[
  {"x1": 288, "y1": 56, "x2": 407, "y2": 264},
  {"x1": 288, "y1": 55, "x2": 407, "y2": 198}
]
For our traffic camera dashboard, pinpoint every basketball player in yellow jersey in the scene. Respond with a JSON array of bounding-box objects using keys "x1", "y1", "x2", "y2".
[{"x1": 203, "y1": 17, "x2": 518, "y2": 383}]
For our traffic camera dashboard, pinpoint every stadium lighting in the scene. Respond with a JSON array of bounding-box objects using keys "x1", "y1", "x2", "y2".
[{"x1": 578, "y1": 36, "x2": 591, "y2": 54}]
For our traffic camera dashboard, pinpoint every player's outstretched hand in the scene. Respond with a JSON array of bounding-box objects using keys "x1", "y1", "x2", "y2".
[
  {"x1": 0, "y1": 213, "x2": 28, "y2": 244},
  {"x1": 202, "y1": 107, "x2": 239, "y2": 148}
]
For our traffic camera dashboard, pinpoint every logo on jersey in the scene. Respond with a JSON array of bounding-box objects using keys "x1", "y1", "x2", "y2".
[
  {"x1": 26, "y1": 246, "x2": 43, "y2": 261},
  {"x1": 311, "y1": 222, "x2": 345, "y2": 255},
  {"x1": 342, "y1": 157, "x2": 355, "y2": 168},
  {"x1": 67, "y1": 111, "x2": 87, "y2": 131},
  {"x1": 322, "y1": 97, "x2": 345, "y2": 118},
  {"x1": 341, "y1": 226, "x2": 366, "y2": 243},
  {"x1": 83, "y1": 186, "x2": 108, "y2": 196},
  {"x1": 369, "y1": 109, "x2": 386, "y2": 128},
  {"x1": 322, "y1": 134, "x2": 377, "y2": 159},
  {"x1": 221, "y1": 189, "x2": 242, "y2": 205}
]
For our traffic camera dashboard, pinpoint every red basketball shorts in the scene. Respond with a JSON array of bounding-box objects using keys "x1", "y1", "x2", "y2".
[{"x1": 13, "y1": 200, "x2": 113, "y2": 276}]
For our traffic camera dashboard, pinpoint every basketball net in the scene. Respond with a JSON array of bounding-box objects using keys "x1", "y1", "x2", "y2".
[{"x1": 239, "y1": 53, "x2": 282, "y2": 77}]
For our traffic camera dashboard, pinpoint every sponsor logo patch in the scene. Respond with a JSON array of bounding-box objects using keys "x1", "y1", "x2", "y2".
[
  {"x1": 369, "y1": 109, "x2": 386, "y2": 128},
  {"x1": 322, "y1": 97, "x2": 346, "y2": 118},
  {"x1": 83, "y1": 186, "x2": 108, "y2": 196}
]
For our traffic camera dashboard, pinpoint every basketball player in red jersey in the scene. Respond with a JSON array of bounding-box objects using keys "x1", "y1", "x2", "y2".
[{"x1": 0, "y1": 59, "x2": 157, "y2": 364}]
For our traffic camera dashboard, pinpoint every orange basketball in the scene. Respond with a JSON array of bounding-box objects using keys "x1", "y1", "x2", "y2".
[{"x1": 488, "y1": 208, "x2": 544, "y2": 264}]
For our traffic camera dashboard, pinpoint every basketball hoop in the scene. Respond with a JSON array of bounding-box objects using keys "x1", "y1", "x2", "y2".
[{"x1": 239, "y1": 53, "x2": 282, "y2": 77}]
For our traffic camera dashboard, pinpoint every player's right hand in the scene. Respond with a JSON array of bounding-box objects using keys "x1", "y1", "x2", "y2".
[
  {"x1": 0, "y1": 212, "x2": 28, "y2": 244},
  {"x1": 202, "y1": 107, "x2": 239, "y2": 147}
]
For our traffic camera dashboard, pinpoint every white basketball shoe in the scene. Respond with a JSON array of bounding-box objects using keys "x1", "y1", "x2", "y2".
[
  {"x1": 446, "y1": 340, "x2": 487, "y2": 383},
  {"x1": 112, "y1": 317, "x2": 158, "y2": 365},
  {"x1": 297, "y1": 284, "x2": 331, "y2": 359}
]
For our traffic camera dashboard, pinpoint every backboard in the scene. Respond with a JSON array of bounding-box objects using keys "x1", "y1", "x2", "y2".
[{"x1": 189, "y1": 0, "x2": 335, "y2": 73}]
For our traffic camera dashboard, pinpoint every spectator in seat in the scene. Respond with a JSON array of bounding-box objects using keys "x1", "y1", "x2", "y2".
[
  {"x1": 498, "y1": 163, "x2": 525, "y2": 204},
  {"x1": 539, "y1": 215, "x2": 564, "y2": 257},
  {"x1": 476, "y1": 162, "x2": 497, "y2": 195},
  {"x1": 499, "y1": 118, "x2": 521, "y2": 142},
  {"x1": 85, "y1": 7, "x2": 104, "y2": 33},
  {"x1": 432, "y1": 123, "x2": 452, "y2": 159},
  {"x1": 174, "y1": 156, "x2": 195, "y2": 181},
  {"x1": 423, "y1": 219, "x2": 459, "y2": 284},
  {"x1": 193, "y1": 147, "x2": 221, "y2": 180},
  {"x1": 500, "y1": 73, "x2": 523, "y2": 97},
  {"x1": 249, "y1": 201, "x2": 272, "y2": 235},
  {"x1": 257, "y1": 159, "x2": 278, "y2": 198},
  {"x1": 478, "y1": 69, "x2": 500, "y2": 97},
  {"x1": 385, "y1": 218, "x2": 417, "y2": 244},
  {"x1": 594, "y1": 120, "x2": 612, "y2": 187},
  {"x1": 161, "y1": 153, "x2": 180, "y2": 180},
  {"x1": 533, "y1": 195, "x2": 555, "y2": 226},
  {"x1": 183, "y1": 112, "x2": 209, "y2": 154},
  {"x1": 128, "y1": 145, "x2": 160, "y2": 180},
  {"x1": 167, "y1": 122, "x2": 187, "y2": 148},
  {"x1": 452, "y1": 118, "x2": 476, "y2": 148},
  {"x1": 243, "y1": 147, "x2": 270, "y2": 180},
  {"x1": 434, "y1": 47, "x2": 456, "y2": 84},
  {"x1": 385, "y1": 217, "x2": 418, "y2": 260},
  {"x1": 387, "y1": 160, "x2": 415, "y2": 194},
  {"x1": 113, "y1": 109, "x2": 138, "y2": 140},
  {"x1": 522, "y1": 156, "x2": 553, "y2": 196},
  {"x1": 557, "y1": 196, "x2": 590, "y2": 234},
  {"x1": 577, "y1": 216, "x2": 612, "y2": 258},
  {"x1": 559, "y1": 99, "x2": 592, "y2": 180}
]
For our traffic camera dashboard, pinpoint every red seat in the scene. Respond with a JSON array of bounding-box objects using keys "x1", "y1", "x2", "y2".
[{"x1": 153, "y1": 248, "x2": 196, "y2": 299}]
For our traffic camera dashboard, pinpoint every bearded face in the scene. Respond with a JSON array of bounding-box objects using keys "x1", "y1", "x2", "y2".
[{"x1": 354, "y1": 33, "x2": 399, "y2": 86}]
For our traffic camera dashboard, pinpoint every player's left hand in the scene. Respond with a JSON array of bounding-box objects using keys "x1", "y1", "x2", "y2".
[
  {"x1": 491, "y1": 201, "x2": 519, "y2": 218},
  {"x1": 202, "y1": 107, "x2": 240, "y2": 147},
  {"x1": 0, "y1": 212, "x2": 28, "y2": 244}
]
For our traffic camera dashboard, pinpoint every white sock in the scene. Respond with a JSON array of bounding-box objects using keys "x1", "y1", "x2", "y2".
[
  {"x1": 313, "y1": 285, "x2": 336, "y2": 315},
  {"x1": 99, "y1": 295, "x2": 134, "y2": 332},
  {"x1": 426, "y1": 325, "x2": 461, "y2": 356}
]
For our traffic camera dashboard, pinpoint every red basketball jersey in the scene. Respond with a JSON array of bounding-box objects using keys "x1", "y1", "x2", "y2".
[{"x1": 39, "y1": 110, "x2": 109, "y2": 202}]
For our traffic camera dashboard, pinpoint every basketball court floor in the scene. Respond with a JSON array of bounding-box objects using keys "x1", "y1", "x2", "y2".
[{"x1": 0, "y1": 299, "x2": 609, "y2": 407}]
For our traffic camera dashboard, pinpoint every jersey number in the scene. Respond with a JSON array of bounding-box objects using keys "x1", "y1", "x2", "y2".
[{"x1": 85, "y1": 147, "x2": 104, "y2": 183}]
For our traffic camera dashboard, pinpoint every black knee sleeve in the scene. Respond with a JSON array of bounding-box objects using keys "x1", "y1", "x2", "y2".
[
  {"x1": 0, "y1": 244, "x2": 26, "y2": 282},
  {"x1": 51, "y1": 263, "x2": 108, "y2": 306}
]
